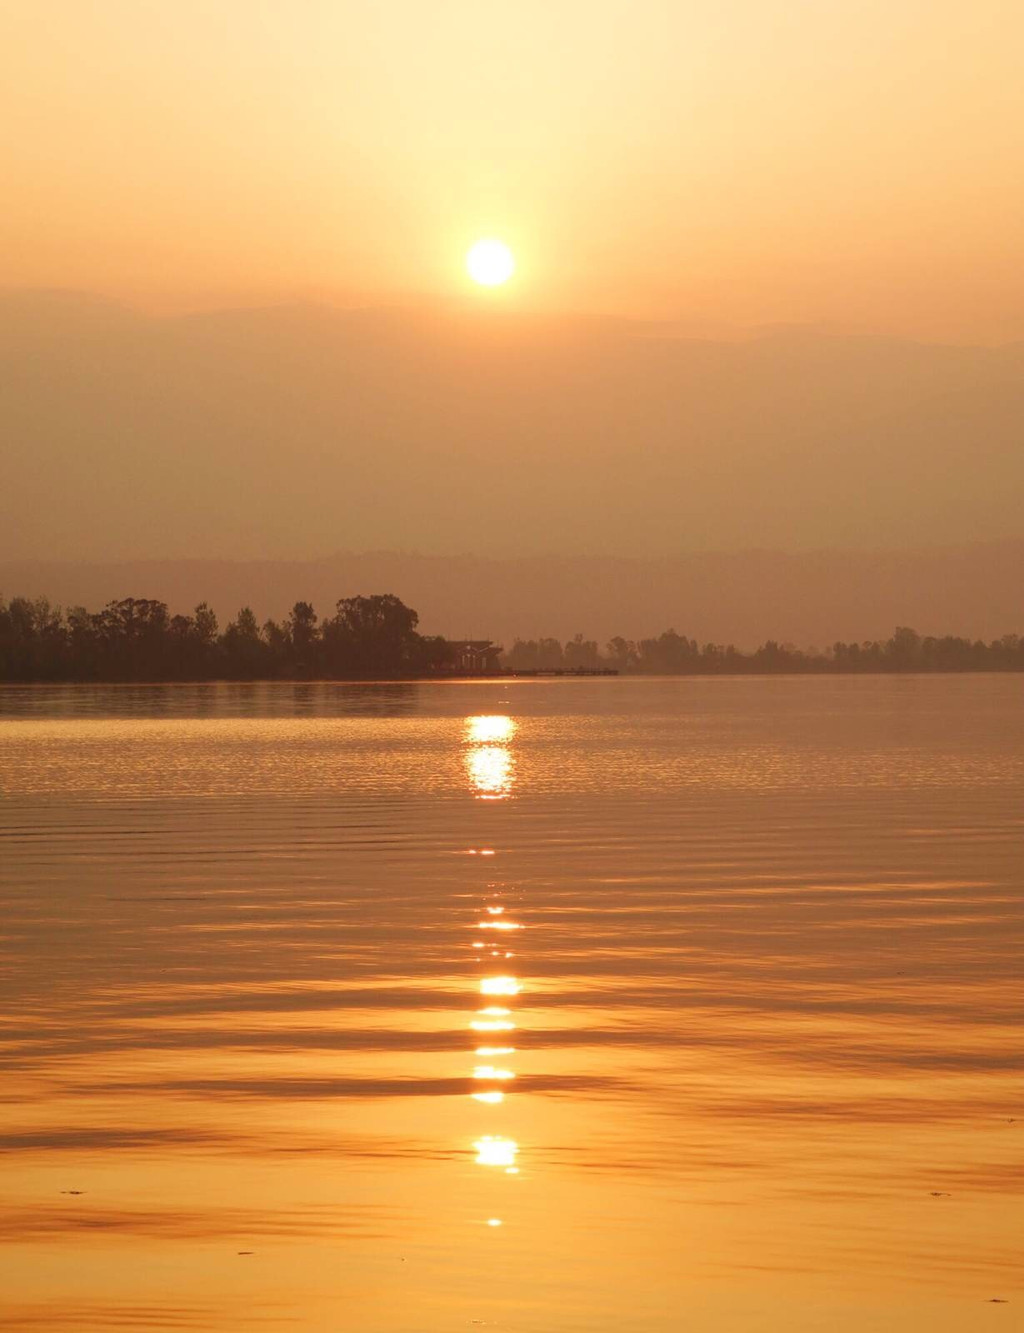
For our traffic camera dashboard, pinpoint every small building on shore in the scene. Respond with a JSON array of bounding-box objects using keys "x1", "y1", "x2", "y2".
[{"x1": 447, "y1": 640, "x2": 503, "y2": 674}]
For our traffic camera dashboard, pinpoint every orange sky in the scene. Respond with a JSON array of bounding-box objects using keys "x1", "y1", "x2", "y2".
[{"x1": 3, "y1": 0, "x2": 1023, "y2": 340}]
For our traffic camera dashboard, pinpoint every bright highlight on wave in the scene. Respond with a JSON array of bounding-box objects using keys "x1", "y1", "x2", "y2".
[
  {"x1": 467, "y1": 746, "x2": 513, "y2": 799},
  {"x1": 474, "y1": 1136, "x2": 518, "y2": 1167},
  {"x1": 470, "y1": 1017, "x2": 515, "y2": 1032},
  {"x1": 467, "y1": 715, "x2": 516, "y2": 744},
  {"x1": 479, "y1": 975, "x2": 519, "y2": 996},
  {"x1": 473, "y1": 1065, "x2": 515, "y2": 1081}
]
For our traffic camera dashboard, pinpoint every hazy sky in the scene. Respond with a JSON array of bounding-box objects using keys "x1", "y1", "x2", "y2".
[{"x1": 4, "y1": 0, "x2": 1023, "y2": 339}]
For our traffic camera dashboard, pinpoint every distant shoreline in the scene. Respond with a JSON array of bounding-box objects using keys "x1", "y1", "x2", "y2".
[
  {"x1": 3, "y1": 667, "x2": 1024, "y2": 688},
  {"x1": 3, "y1": 593, "x2": 1023, "y2": 682}
]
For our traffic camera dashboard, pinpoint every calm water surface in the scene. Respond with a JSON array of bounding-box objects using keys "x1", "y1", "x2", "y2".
[{"x1": 0, "y1": 677, "x2": 1021, "y2": 1331}]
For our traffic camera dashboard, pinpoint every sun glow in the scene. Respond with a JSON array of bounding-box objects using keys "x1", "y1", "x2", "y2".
[{"x1": 466, "y1": 239, "x2": 515, "y2": 287}]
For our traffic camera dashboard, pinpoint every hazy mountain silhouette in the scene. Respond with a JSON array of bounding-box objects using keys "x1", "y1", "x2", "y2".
[{"x1": 3, "y1": 290, "x2": 1023, "y2": 574}]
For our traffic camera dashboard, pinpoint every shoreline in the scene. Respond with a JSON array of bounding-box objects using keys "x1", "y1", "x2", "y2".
[{"x1": 5, "y1": 666, "x2": 1024, "y2": 687}]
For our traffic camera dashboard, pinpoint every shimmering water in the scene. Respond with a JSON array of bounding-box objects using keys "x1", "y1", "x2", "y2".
[{"x1": 0, "y1": 677, "x2": 1021, "y2": 1331}]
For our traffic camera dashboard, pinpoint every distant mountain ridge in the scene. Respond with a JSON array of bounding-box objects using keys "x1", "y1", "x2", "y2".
[{"x1": 3, "y1": 291, "x2": 1023, "y2": 574}]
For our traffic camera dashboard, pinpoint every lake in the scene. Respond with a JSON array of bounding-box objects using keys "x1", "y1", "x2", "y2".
[{"x1": 0, "y1": 676, "x2": 1021, "y2": 1331}]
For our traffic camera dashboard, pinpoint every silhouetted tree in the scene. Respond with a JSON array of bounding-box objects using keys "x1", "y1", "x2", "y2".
[
  {"x1": 222, "y1": 607, "x2": 268, "y2": 678},
  {"x1": 322, "y1": 594, "x2": 420, "y2": 676},
  {"x1": 605, "y1": 636, "x2": 638, "y2": 671},
  {"x1": 286, "y1": 601, "x2": 319, "y2": 676},
  {"x1": 564, "y1": 634, "x2": 601, "y2": 669},
  {"x1": 633, "y1": 629, "x2": 700, "y2": 673},
  {"x1": 886, "y1": 626, "x2": 922, "y2": 670},
  {"x1": 92, "y1": 598, "x2": 171, "y2": 679}
]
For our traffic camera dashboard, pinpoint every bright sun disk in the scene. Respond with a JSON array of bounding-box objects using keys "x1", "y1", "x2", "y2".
[{"x1": 467, "y1": 239, "x2": 515, "y2": 287}]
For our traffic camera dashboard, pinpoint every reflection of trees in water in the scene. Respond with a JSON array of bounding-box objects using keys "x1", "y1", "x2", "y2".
[
  {"x1": 285, "y1": 682, "x2": 421, "y2": 718},
  {"x1": 0, "y1": 680, "x2": 423, "y2": 720}
]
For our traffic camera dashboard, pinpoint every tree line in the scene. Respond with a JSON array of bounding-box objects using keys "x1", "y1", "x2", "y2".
[
  {"x1": 0, "y1": 594, "x2": 449, "y2": 681},
  {"x1": 506, "y1": 625, "x2": 1024, "y2": 673},
  {"x1": 2, "y1": 594, "x2": 1023, "y2": 681}
]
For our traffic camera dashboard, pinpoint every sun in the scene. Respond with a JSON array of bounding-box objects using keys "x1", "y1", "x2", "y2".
[{"x1": 466, "y1": 238, "x2": 515, "y2": 287}]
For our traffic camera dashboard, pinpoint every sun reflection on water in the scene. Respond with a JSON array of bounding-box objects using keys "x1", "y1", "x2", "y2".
[
  {"x1": 465, "y1": 715, "x2": 516, "y2": 801},
  {"x1": 462, "y1": 713, "x2": 525, "y2": 1230},
  {"x1": 474, "y1": 1136, "x2": 519, "y2": 1168},
  {"x1": 466, "y1": 715, "x2": 516, "y2": 745},
  {"x1": 473, "y1": 1065, "x2": 515, "y2": 1081},
  {"x1": 479, "y1": 975, "x2": 519, "y2": 996},
  {"x1": 466, "y1": 746, "x2": 514, "y2": 799}
]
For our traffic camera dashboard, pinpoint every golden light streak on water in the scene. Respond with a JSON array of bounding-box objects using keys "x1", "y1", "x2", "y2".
[
  {"x1": 466, "y1": 745, "x2": 514, "y2": 799},
  {"x1": 2, "y1": 680, "x2": 1022, "y2": 1333},
  {"x1": 466, "y1": 716, "x2": 516, "y2": 745},
  {"x1": 474, "y1": 1137, "x2": 519, "y2": 1168},
  {"x1": 479, "y1": 976, "x2": 519, "y2": 996}
]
